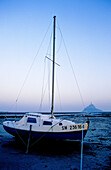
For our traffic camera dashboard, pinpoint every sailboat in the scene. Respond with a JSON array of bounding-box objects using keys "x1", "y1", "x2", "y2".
[{"x1": 3, "y1": 16, "x2": 89, "y2": 142}]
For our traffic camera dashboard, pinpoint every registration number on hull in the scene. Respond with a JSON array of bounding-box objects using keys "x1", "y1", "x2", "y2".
[{"x1": 62, "y1": 124, "x2": 84, "y2": 130}]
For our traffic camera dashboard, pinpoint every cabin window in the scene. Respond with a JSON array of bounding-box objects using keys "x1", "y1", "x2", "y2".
[
  {"x1": 27, "y1": 117, "x2": 36, "y2": 123},
  {"x1": 43, "y1": 121, "x2": 52, "y2": 125},
  {"x1": 59, "y1": 122, "x2": 62, "y2": 126}
]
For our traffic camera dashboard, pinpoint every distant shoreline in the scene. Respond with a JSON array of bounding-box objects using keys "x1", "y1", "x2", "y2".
[{"x1": 0, "y1": 111, "x2": 111, "y2": 118}]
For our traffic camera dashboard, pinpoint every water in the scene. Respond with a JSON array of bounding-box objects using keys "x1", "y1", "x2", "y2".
[{"x1": 0, "y1": 113, "x2": 111, "y2": 169}]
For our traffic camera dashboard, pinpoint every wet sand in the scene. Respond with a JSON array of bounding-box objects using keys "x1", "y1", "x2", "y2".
[
  {"x1": 0, "y1": 116, "x2": 111, "y2": 169},
  {"x1": 0, "y1": 131, "x2": 82, "y2": 169}
]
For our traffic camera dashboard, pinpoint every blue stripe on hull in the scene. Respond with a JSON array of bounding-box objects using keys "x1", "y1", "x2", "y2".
[{"x1": 3, "y1": 125, "x2": 88, "y2": 141}]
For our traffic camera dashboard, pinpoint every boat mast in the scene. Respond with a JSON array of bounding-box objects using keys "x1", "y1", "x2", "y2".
[{"x1": 51, "y1": 16, "x2": 56, "y2": 118}]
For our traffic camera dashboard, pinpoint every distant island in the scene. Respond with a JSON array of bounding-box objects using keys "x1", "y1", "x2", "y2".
[{"x1": 83, "y1": 103, "x2": 102, "y2": 113}]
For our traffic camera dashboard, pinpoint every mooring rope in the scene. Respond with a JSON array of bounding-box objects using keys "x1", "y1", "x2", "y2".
[
  {"x1": 30, "y1": 119, "x2": 63, "y2": 147},
  {"x1": 80, "y1": 123, "x2": 84, "y2": 170},
  {"x1": 12, "y1": 121, "x2": 26, "y2": 146}
]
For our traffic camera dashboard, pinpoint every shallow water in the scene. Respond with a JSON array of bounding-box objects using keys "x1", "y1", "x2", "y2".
[{"x1": 0, "y1": 114, "x2": 111, "y2": 169}]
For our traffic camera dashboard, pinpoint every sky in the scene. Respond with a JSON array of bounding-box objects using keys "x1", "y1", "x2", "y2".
[{"x1": 0, "y1": 0, "x2": 111, "y2": 112}]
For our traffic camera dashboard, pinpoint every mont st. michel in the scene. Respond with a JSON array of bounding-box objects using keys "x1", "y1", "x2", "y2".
[{"x1": 83, "y1": 103, "x2": 102, "y2": 113}]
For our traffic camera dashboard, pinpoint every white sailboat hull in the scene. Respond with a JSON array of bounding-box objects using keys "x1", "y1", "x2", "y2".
[{"x1": 3, "y1": 113, "x2": 89, "y2": 142}]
